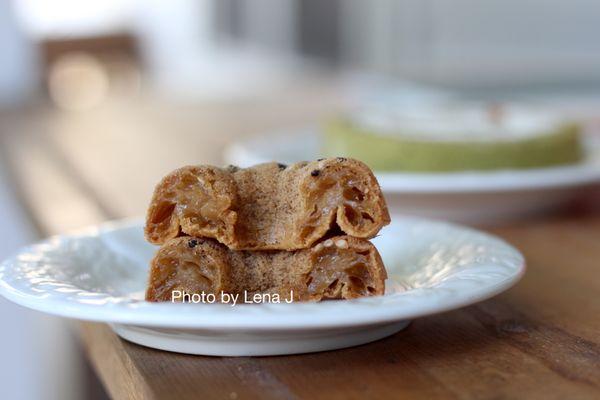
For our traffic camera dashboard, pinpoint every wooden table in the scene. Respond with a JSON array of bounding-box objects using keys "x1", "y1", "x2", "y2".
[{"x1": 1, "y1": 93, "x2": 599, "y2": 400}]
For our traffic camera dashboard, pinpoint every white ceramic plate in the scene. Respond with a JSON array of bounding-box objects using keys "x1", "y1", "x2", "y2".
[
  {"x1": 0, "y1": 218, "x2": 524, "y2": 356},
  {"x1": 224, "y1": 128, "x2": 600, "y2": 224}
]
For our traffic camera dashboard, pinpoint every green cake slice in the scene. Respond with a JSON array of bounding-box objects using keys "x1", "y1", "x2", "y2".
[{"x1": 323, "y1": 106, "x2": 583, "y2": 172}]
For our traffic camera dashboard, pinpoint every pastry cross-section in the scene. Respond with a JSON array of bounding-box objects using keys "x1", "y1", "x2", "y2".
[
  {"x1": 146, "y1": 236, "x2": 387, "y2": 302},
  {"x1": 145, "y1": 158, "x2": 390, "y2": 250}
]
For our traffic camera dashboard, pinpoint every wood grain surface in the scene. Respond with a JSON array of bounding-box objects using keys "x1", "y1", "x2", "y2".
[{"x1": 1, "y1": 94, "x2": 599, "y2": 400}]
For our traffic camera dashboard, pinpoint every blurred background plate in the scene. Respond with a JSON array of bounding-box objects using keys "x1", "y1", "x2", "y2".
[{"x1": 224, "y1": 127, "x2": 600, "y2": 224}]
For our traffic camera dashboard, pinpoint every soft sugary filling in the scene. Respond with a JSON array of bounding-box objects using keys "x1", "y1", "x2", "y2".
[
  {"x1": 306, "y1": 242, "x2": 376, "y2": 299},
  {"x1": 301, "y1": 174, "x2": 375, "y2": 240},
  {"x1": 148, "y1": 246, "x2": 217, "y2": 301},
  {"x1": 148, "y1": 170, "x2": 232, "y2": 240}
]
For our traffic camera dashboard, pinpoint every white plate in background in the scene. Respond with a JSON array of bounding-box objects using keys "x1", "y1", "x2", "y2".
[
  {"x1": 224, "y1": 127, "x2": 600, "y2": 224},
  {"x1": 0, "y1": 218, "x2": 524, "y2": 356}
]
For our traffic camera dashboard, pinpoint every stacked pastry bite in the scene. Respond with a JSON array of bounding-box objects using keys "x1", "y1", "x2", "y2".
[{"x1": 144, "y1": 158, "x2": 391, "y2": 303}]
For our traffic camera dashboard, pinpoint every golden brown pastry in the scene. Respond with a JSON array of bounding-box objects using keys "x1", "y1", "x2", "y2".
[
  {"x1": 146, "y1": 235, "x2": 387, "y2": 302},
  {"x1": 145, "y1": 158, "x2": 390, "y2": 250}
]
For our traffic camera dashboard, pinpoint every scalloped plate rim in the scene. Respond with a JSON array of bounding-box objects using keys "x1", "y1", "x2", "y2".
[{"x1": 0, "y1": 218, "x2": 526, "y2": 330}]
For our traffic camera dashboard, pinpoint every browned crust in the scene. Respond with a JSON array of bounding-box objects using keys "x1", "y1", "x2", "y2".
[
  {"x1": 146, "y1": 236, "x2": 387, "y2": 302},
  {"x1": 144, "y1": 158, "x2": 390, "y2": 250}
]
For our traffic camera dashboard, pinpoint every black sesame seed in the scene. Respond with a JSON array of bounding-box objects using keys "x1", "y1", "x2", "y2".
[
  {"x1": 277, "y1": 163, "x2": 287, "y2": 170},
  {"x1": 336, "y1": 157, "x2": 347, "y2": 162},
  {"x1": 188, "y1": 239, "x2": 199, "y2": 248},
  {"x1": 311, "y1": 169, "x2": 320, "y2": 177},
  {"x1": 317, "y1": 158, "x2": 325, "y2": 161},
  {"x1": 226, "y1": 165, "x2": 240, "y2": 172}
]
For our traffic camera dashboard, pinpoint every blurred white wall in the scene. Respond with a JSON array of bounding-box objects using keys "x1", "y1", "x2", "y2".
[
  {"x1": 0, "y1": 1, "x2": 38, "y2": 106},
  {"x1": 339, "y1": 0, "x2": 600, "y2": 88},
  {"x1": 14, "y1": 0, "x2": 136, "y2": 38}
]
